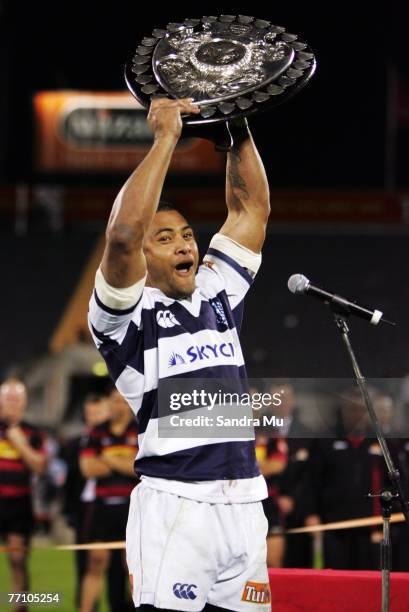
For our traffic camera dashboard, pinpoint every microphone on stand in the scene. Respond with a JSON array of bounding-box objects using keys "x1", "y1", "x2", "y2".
[{"x1": 287, "y1": 273, "x2": 395, "y2": 326}]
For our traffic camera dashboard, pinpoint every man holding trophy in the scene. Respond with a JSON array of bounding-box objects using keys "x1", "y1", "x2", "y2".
[
  {"x1": 88, "y1": 94, "x2": 271, "y2": 611},
  {"x1": 88, "y1": 14, "x2": 316, "y2": 611}
]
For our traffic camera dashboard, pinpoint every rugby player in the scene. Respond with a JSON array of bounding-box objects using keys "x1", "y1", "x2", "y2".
[
  {"x1": 79, "y1": 387, "x2": 138, "y2": 611},
  {"x1": 88, "y1": 97, "x2": 271, "y2": 611},
  {"x1": 0, "y1": 378, "x2": 47, "y2": 611}
]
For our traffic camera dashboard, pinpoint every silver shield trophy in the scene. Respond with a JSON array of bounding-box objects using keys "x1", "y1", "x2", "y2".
[{"x1": 125, "y1": 15, "x2": 316, "y2": 148}]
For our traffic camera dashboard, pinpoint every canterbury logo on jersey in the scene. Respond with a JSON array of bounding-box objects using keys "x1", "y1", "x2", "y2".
[
  {"x1": 241, "y1": 582, "x2": 271, "y2": 604},
  {"x1": 168, "y1": 342, "x2": 235, "y2": 367},
  {"x1": 156, "y1": 310, "x2": 180, "y2": 328},
  {"x1": 173, "y1": 583, "x2": 197, "y2": 600}
]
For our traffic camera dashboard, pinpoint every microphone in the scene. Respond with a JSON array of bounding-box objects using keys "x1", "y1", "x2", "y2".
[{"x1": 287, "y1": 274, "x2": 395, "y2": 326}]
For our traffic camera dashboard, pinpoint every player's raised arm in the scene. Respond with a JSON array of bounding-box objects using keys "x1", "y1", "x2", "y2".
[
  {"x1": 100, "y1": 97, "x2": 200, "y2": 289},
  {"x1": 219, "y1": 119, "x2": 270, "y2": 253}
]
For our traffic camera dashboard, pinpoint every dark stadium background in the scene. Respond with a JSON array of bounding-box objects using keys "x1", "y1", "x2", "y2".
[
  {"x1": 0, "y1": 1, "x2": 408, "y2": 379},
  {"x1": 1, "y1": 4, "x2": 409, "y2": 608}
]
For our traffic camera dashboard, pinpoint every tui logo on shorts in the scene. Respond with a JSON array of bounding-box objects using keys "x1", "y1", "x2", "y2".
[
  {"x1": 173, "y1": 583, "x2": 197, "y2": 600},
  {"x1": 241, "y1": 581, "x2": 271, "y2": 604}
]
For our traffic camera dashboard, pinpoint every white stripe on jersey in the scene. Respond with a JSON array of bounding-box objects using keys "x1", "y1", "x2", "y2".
[
  {"x1": 157, "y1": 326, "x2": 244, "y2": 379},
  {"x1": 115, "y1": 366, "x2": 145, "y2": 407}
]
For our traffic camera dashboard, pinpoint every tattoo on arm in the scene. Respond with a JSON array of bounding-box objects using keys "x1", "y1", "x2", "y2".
[
  {"x1": 228, "y1": 150, "x2": 249, "y2": 211},
  {"x1": 106, "y1": 223, "x2": 142, "y2": 262},
  {"x1": 111, "y1": 223, "x2": 140, "y2": 245}
]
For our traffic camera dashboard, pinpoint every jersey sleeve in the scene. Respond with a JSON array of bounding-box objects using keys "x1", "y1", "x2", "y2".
[
  {"x1": 88, "y1": 267, "x2": 147, "y2": 348},
  {"x1": 88, "y1": 268, "x2": 148, "y2": 401},
  {"x1": 201, "y1": 233, "x2": 262, "y2": 310}
]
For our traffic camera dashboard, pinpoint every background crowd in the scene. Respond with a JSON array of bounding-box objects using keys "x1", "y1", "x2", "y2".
[{"x1": 1, "y1": 375, "x2": 409, "y2": 611}]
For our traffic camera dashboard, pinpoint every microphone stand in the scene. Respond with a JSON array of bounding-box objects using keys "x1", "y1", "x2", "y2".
[{"x1": 332, "y1": 311, "x2": 409, "y2": 612}]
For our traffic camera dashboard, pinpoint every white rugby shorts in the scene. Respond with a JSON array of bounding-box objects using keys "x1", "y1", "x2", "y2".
[{"x1": 126, "y1": 481, "x2": 271, "y2": 611}]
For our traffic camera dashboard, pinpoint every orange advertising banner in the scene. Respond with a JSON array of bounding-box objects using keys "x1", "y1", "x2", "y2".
[{"x1": 33, "y1": 91, "x2": 223, "y2": 174}]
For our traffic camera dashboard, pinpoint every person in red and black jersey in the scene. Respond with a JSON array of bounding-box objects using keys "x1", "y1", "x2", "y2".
[
  {"x1": 0, "y1": 377, "x2": 47, "y2": 608},
  {"x1": 62, "y1": 392, "x2": 110, "y2": 608},
  {"x1": 79, "y1": 387, "x2": 139, "y2": 612}
]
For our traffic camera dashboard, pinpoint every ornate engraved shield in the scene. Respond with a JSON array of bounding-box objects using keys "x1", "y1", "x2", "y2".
[{"x1": 125, "y1": 15, "x2": 316, "y2": 125}]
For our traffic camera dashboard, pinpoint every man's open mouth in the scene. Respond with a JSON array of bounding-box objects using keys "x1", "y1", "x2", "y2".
[{"x1": 175, "y1": 261, "x2": 194, "y2": 275}]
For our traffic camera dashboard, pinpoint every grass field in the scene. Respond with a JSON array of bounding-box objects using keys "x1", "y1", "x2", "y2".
[{"x1": 0, "y1": 548, "x2": 109, "y2": 611}]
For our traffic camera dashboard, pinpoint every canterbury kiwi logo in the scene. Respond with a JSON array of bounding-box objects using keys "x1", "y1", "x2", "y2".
[
  {"x1": 173, "y1": 583, "x2": 197, "y2": 600},
  {"x1": 156, "y1": 310, "x2": 181, "y2": 328}
]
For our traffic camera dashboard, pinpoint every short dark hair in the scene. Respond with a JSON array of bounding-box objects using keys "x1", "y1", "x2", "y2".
[
  {"x1": 157, "y1": 200, "x2": 180, "y2": 214},
  {"x1": 84, "y1": 392, "x2": 105, "y2": 404},
  {"x1": 101, "y1": 381, "x2": 116, "y2": 397}
]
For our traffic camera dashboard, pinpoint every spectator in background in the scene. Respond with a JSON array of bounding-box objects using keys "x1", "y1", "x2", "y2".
[
  {"x1": 255, "y1": 431, "x2": 287, "y2": 567},
  {"x1": 373, "y1": 392, "x2": 409, "y2": 571},
  {"x1": 305, "y1": 388, "x2": 387, "y2": 570},
  {"x1": 251, "y1": 383, "x2": 287, "y2": 566},
  {"x1": 0, "y1": 378, "x2": 47, "y2": 611},
  {"x1": 34, "y1": 428, "x2": 67, "y2": 536},
  {"x1": 79, "y1": 387, "x2": 138, "y2": 612},
  {"x1": 255, "y1": 383, "x2": 314, "y2": 568},
  {"x1": 268, "y1": 383, "x2": 315, "y2": 568},
  {"x1": 374, "y1": 392, "x2": 395, "y2": 435},
  {"x1": 62, "y1": 392, "x2": 110, "y2": 608}
]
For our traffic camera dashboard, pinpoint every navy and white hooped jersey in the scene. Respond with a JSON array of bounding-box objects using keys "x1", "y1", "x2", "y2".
[{"x1": 88, "y1": 234, "x2": 267, "y2": 503}]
